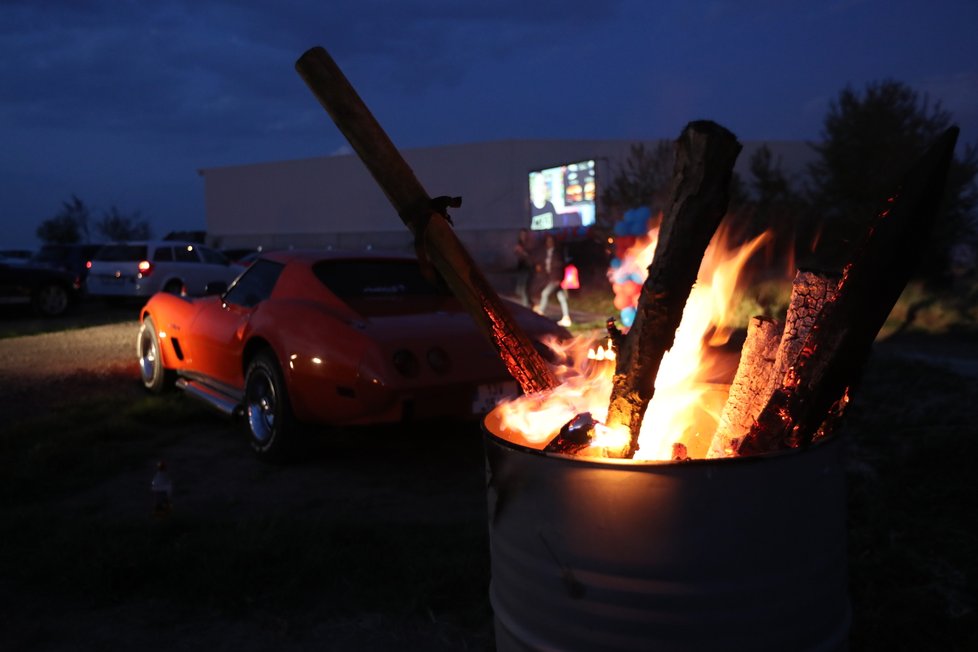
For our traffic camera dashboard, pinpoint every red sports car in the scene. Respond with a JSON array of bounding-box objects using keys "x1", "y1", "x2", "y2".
[{"x1": 137, "y1": 249, "x2": 568, "y2": 461}]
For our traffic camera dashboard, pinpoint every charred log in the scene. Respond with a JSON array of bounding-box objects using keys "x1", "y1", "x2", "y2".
[
  {"x1": 765, "y1": 269, "x2": 840, "y2": 398},
  {"x1": 738, "y1": 127, "x2": 959, "y2": 455},
  {"x1": 544, "y1": 412, "x2": 597, "y2": 455},
  {"x1": 296, "y1": 46, "x2": 559, "y2": 395},
  {"x1": 605, "y1": 121, "x2": 742, "y2": 458},
  {"x1": 707, "y1": 316, "x2": 783, "y2": 458}
]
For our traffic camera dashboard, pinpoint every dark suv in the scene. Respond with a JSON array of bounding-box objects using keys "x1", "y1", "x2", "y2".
[
  {"x1": 30, "y1": 243, "x2": 104, "y2": 283},
  {"x1": 0, "y1": 260, "x2": 81, "y2": 317}
]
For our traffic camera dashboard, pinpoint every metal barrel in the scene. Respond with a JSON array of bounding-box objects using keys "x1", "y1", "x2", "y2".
[{"x1": 482, "y1": 407, "x2": 850, "y2": 652}]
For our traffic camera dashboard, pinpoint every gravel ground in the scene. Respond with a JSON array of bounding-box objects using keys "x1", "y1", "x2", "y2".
[{"x1": 0, "y1": 319, "x2": 142, "y2": 423}]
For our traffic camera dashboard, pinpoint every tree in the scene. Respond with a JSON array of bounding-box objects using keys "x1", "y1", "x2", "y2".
[
  {"x1": 35, "y1": 195, "x2": 91, "y2": 244},
  {"x1": 601, "y1": 141, "x2": 675, "y2": 218},
  {"x1": 806, "y1": 79, "x2": 978, "y2": 282},
  {"x1": 95, "y1": 206, "x2": 151, "y2": 241},
  {"x1": 720, "y1": 145, "x2": 806, "y2": 276}
]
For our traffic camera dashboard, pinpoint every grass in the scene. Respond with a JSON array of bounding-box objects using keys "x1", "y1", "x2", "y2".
[
  {"x1": 0, "y1": 391, "x2": 494, "y2": 650},
  {"x1": 1, "y1": 276, "x2": 976, "y2": 650},
  {"x1": 843, "y1": 355, "x2": 978, "y2": 650},
  {"x1": 566, "y1": 273, "x2": 978, "y2": 338}
]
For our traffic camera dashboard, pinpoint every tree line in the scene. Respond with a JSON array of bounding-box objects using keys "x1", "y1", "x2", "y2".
[
  {"x1": 600, "y1": 79, "x2": 978, "y2": 285},
  {"x1": 35, "y1": 195, "x2": 152, "y2": 244}
]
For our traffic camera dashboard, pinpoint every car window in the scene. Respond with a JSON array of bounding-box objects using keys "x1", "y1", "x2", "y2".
[
  {"x1": 200, "y1": 247, "x2": 229, "y2": 265},
  {"x1": 173, "y1": 245, "x2": 200, "y2": 263},
  {"x1": 33, "y1": 245, "x2": 67, "y2": 263},
  {"x1": 95, "y1": 244, "x2": 148, "y2": 261},
  {"x1": 223, "y1": 259, "x2": 284, "y2": 308},
  {"x1": 313, "y1": 260, "x2": 451, "y2": 298},
  {"x1": 153, "y1": 247, "x2": 174, "y2": 262}
]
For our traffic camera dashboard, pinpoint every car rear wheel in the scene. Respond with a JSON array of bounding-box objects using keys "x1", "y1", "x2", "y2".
[
  {"x1": 163, "y1": 279, "x2": 184, "y2": 295},
  {"x1": 138, "y1": 316, "x2": 175, "y2": 393},
  {"x1": 32, "y1": 283, "x2": 70, "y2": 317},
  {"x1": 245, "y1": 350, "x2": 297, "y2": 462}
]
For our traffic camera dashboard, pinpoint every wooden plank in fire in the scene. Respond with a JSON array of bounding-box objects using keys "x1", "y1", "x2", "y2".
[
  {"x1": 707, "y1": 316, "x2": 782, "y2": 458},
  {"x1": 605, "y1": 121, "x2": 742, "y2": 458},
  {"x1": 295, "y1": 46, "x2": 559, "y2": 396},
  {"x1": 738, "y1": 127, "x2": 959, "y2": 455}
]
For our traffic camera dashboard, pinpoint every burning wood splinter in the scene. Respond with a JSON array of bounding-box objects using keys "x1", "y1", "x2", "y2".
[{"x1": 707, "y1": 316, "x2": 782, "y2": 458}]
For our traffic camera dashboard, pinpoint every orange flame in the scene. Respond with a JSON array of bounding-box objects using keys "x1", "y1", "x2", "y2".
[{"x1": 495, "y1": 221, "x2": 771, "y2": 461}]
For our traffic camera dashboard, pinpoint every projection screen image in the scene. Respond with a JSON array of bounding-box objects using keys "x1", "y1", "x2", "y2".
[{"x1": 528, "y1": 159, "x2": 596, "y2": 231}]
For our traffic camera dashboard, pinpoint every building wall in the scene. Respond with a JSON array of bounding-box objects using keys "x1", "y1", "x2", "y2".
[{"x1": 200, "y1": 138, "x2": 816, "y2": 278}]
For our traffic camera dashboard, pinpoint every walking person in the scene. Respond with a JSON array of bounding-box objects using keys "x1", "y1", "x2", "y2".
[
  {"x1": 532, "y1": 233, "x2": 572, "y2": 327},
  {"x1": 513, "y1": 228, "x2": 533, "y2": 307}
]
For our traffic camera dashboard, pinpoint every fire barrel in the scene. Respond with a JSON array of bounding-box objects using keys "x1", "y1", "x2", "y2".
[{"x1": 482, "y1": 407, "x2": 850, "y2": 652}]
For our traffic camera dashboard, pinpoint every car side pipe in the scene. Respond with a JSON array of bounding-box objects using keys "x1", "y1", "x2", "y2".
[{"x1": 295, "y1": 46, "x2": 559, "y2": 396}]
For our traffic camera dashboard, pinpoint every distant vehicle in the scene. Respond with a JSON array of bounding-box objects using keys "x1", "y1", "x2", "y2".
[
  {"x1": 221, "y1": 247, "x2": 259, "y2": 262},
  {"x1": 0, "y1": 249, "x2": 33, "y2": 265},
  {"x1": 30, "y1": 243, "x2": 104, "y2": 283},
  {"x1": 136, "y1": 249, "x2": 569, "y2": 461},
  {"x1": 233, "y1": 250, "x2": 267, "y2": 267},
  {"x1": 0, "y1": 260, "x2": 81, "y2": 317},
  {"x1": 86, "y1": 241, "x2": 245, "y2": 299}
]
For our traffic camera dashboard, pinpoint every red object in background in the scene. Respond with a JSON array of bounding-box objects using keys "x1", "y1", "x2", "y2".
[
  {"x1": 560, "y1": 264, "x2": 580, "y2": 290},
  {"x1": 614, "y1": 235, "x2": 637, "y2": 259},
  {"x1": 136, "y1": 250, "x2": 569, "y2": 462},
  {"x1": 613, "y1": 280, "x2": 643, "y2": 311}
]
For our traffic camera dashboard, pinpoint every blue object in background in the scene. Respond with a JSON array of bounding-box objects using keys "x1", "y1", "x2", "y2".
[{"x1": 620, "y1": 306, "x2": 637, "y2": 328}]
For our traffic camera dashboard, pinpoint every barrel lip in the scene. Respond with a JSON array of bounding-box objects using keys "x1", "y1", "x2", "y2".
[{"x1": 481, "y1": 405, "x2": 843, "y2": 469}]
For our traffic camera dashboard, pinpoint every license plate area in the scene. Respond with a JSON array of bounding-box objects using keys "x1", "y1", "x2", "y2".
[{"x1": 472, "y1": 380, "x2": 519, "y2": 414}]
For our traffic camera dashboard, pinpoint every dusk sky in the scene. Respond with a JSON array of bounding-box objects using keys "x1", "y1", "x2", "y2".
[{"x1": 3, "y1": 0, "x2": 977, "y2": 251}]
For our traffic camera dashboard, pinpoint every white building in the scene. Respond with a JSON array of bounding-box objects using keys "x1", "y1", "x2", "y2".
[{"x1": 199, "y1": 138, "x2": 815, "y2": 277}]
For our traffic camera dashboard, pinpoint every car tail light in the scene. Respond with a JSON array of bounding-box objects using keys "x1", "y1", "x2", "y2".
[
  {"x1": 392, "y1": 349, "x2": 420, "y2": 377},
  {"x1": 426, "y1": 347, "x2": 451, "y2": 374},
  {"x1": 85, "y1": 260, "x2": 92, "y2": 269},
  {"x1": 137, "y1": 260, "x2": 153, "y2": 277}
]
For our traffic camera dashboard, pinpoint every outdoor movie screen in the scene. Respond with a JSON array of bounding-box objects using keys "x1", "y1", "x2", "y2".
[{"x1": 528, "y1": 159, "x2": 596, "y2": 231}]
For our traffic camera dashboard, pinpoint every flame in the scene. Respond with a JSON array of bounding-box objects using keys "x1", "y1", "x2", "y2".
[{"x1": 495, "y1": 220, "x2": 771, "y2": 462}]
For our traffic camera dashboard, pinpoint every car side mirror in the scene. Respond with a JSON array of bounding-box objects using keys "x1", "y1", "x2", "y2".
[{"x1": 204, "y1": 281, "x2": 228, "y2": 296}]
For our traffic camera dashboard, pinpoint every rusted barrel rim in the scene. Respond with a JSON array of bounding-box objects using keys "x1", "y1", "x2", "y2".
[{"x1": 482, "y1": 405, "x2": 844, "y2": 469}]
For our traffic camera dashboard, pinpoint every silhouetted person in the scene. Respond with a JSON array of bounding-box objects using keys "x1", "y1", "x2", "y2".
[
  {"x1": 532, "y1": 233, "x2": 572, "y2": 327},
  {"x1": 513, "y1": 228, "x2": 533, "y2": 306}
]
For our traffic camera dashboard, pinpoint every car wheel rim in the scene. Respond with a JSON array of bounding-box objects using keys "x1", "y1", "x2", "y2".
[
  {"x1": 247, "y1": 372, "x2": 276, "y2": 444},
  {"x1": 39, "y1": 287, "x2": 68, "y2": 315},
  {"x1": 139, "y1": 328, "x2": 158, "y2": 385}
]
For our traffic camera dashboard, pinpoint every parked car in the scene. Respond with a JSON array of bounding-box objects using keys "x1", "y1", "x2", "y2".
[
  {"x1": 220, "y1": 247, "x2": 262, "y2": 265},
  {"x1": 86, "y1": 241, "x2": 244, "y2": 299},
  {"x1": 136, "y1": 249, "x2": 570, "y2": 461},
  {"x1": 0, "y1": 249, "x2": 34, "y2": 265},
  {"x1": 30, "y1": 243, "x2": 104, "y2": 283},
  {"x1": 0, "y1": 260, "x2": 81, "y2": 317}
]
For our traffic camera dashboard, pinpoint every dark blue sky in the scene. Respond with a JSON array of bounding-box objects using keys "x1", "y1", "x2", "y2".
[{"x1": 3, "y1": 0, "x2": 977, "y2": 250}]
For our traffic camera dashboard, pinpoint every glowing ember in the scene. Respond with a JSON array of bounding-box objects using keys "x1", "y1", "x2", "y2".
[{"x1": 495, "y1": 223, "x2": 772, "y2": 461}]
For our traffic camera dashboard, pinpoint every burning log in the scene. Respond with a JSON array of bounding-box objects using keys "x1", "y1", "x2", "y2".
[
  {"x1": 543, "y1": 412, "x2": 596, "y2": 455},
  {"x1": 709, "y1": 270, "x2": 837, "y2": 458},
  {"x1": 295, "y1": 46, "x2": 559, "y2": 395},
  {"x1": 605, "y1": 121, "x2": 742, "y2": 458},
  {"x1": 766, "y1": 269, "x2": 840, "y2": 398},
  {"x1": 738, "y1": 127, "x2": 959, "y2": 455},
  {"x1": 707, "y1": 316, "x2": 782, "y2": 458}
]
